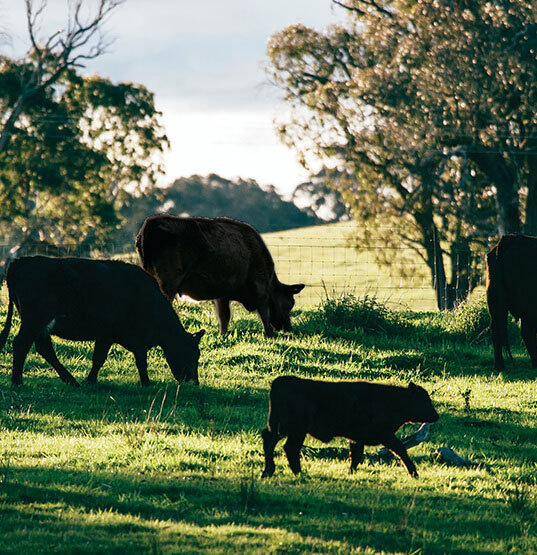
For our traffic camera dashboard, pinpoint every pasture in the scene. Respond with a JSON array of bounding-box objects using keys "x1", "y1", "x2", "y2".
[
  {"x1": 0, "y1": 296, "x2": 536, "y2": 554},
  {"x1": 264, "y1": 223, "x2": 486, "y2": 311},
  {"x1": 0, "y1": 225, "x2": 535, "y2": 554}
]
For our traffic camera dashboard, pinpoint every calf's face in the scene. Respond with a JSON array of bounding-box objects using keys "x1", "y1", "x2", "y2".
[
  {"x1": 406, "y1": 382, "x2": 439, "y2": 423},
  {"x1": 269, "y1": 282, "x2": 305, "y2": 332}
]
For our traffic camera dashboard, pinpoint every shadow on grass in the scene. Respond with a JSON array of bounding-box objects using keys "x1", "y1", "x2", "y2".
[
  {"x1": 0, "y1": 375, "x2": 269, "y2": 438},
  {"x1": 0, "y1": 463, "x2": 530, "y2": 554}
]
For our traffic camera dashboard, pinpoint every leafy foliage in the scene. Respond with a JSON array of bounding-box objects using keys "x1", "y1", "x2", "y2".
[
  {"x1": 317, "y1": 294, "x2": 401, "y2": 334},
  {"x1": 441, "y1": 295, "x2": 491, "y2": 343},
  {"x1": 0, "y1": 63, "x2": 167, "y2": 246},
  {"x1": 266, "y1": 0, "x2": 537, "y2": 308}
]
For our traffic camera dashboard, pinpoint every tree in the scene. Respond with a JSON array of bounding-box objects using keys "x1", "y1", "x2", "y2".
[
  {"x1": 291, "y1": 169, "x2": 350, "y2": 222},
  {"x1": 0, "y1": 0, "x2": 124, "y2": 153},
  {"x1": 0, "y1": 65, "x2": 168, "y2": 250},
  {"x1": 109, "y1": 173, "x2": 324, "y2": 250},
  {"x1": 0, "y1": 1, "x2": 168, "y2": 262},
  {"x1": 266, "y1": 0, "x2": 537, "y2": 309}
]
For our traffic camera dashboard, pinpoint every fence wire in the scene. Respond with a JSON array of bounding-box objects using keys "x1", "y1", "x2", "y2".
[{"x1": 0, "y1": 229, "x2": 489, "y2": 311}]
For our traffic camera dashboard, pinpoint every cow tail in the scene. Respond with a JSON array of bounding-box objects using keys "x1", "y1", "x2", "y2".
[
  {"x1": 267, "y1": 378, "x2": 289, "y2": 437},
  {"x1": 0, "y1": 296, "x2": 14, "y2": 352},
  {"x1": 486, "y1": 245, "x2": 511, "y2": 366}
]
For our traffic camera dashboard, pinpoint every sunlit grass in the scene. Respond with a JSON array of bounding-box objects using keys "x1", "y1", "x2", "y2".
[{"x1": 0, "y1": 296, "x2": 536, "y2": 554}]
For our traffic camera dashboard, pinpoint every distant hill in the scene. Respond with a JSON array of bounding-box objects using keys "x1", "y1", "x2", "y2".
[
  {"x1": 112, "y1": 173, "x2": 324, "y2": 249},
  {"x1": 160, "y1": 174, "x2": 322, "y2": 232}
]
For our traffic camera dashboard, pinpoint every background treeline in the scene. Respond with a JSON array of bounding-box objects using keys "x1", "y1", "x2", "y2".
[{"x1": 111, "y1": 173, "x2": 348, "y2": 250}]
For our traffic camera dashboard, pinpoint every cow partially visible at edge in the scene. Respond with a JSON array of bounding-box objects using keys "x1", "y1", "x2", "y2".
[
  {"x1": 261, "y1": 376, "x2": 439, "y2": 478},
  {"x1": 0, "y1": 256, "x2": 205, "y2": 386},
  {"x1": 135, "y1": 214, "x2": 304, "y2": 336},
  {"x1": 486, "y1": 233, "x2": 537, "y2": 371}
]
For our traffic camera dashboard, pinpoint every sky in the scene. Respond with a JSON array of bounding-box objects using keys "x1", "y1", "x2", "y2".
[{"x1": 2, "y1": 0, "x2": 342, "y2": 196}]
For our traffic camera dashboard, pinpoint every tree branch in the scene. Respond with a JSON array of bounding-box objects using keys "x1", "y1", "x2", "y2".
[{"x1": 332, "y1": 0, "x2": 394, "y2": 19}]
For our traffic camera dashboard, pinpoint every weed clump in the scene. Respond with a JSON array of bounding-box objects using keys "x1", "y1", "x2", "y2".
[
  {"x1": 299, "y1": 294, "x2": 405, "y2": 337},
  {"x1": 442, "y1": 296, "x2": 490, "y2": 343}
]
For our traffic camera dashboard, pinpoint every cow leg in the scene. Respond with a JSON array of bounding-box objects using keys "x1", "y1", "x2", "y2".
[
  {"x1": 134, "y1": 350, "x2": 151, "y2": 386},
  {"x1": 261, "y1": 427, "x2": 281, "y2": 478},
  {"x1": 85, "y1": 341, "x2": 112, "y2": 383},
  {"x1": 12, "y1": 322, "x2": 41, "y2": 385},
  {"x1": 257, "y1": 301, "x2": 274, "y2": 337},
  {"x1": 34, "y1": 334, "x2": 79, "y2": 386},
  {"x1": 214, "y1": 298, "x2": 231, "y2": 335},
  {"x1": 349, "y1": 441, "x2": 364, "y2": 473},
  {"x1": 487, "y1": 278, "x2": 508, "y2": 372},
  {"x1": 383, "y1": 435, "x2": 418, "y2": 477},
  {"x1": 283, "y1": 432, "x2": 306, "y2": 475},
  {"x1": 520, "y1": 318, "x2": 537, "y2": 368}
]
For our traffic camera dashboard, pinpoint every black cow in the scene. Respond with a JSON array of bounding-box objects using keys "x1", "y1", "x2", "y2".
[
  {"x1": 135, "y1": 214, "x2": 304, "y2": 336},
  {"x1": 261, "y1": 376, "x2": 439, "y2": 478},
  {"x1": 486, "y1": 234, "x2": 537, "y2": 371},
  {"x1": 0, "y1": 256, "x2": 205, "y2": 386}
]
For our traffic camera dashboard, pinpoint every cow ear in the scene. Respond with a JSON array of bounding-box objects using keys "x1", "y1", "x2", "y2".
[
  {"x1": 290, "y1": 283, "x2": 305, "y2": 295},
  {"x1": 194, "y1": 329, "x2": 205, "y2": 342}
]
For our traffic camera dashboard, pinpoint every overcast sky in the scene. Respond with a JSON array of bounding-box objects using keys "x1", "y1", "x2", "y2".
[{"x1": 3, "y1": 0, "x2": 342, "y2": 196}]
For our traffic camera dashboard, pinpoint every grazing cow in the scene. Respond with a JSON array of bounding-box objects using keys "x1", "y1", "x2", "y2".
[
  {"x1": 135, "y1": 214, "x2": 304, "y2": 336},
  {"x1": 486, "y1": 233, "x2": 537, "y2": 371},
  {"x1": 0, "y1": 256, "x2": 205, "y2": 386},
  {"x1": 261, "y1": 376, "x2": 439, "y2": 478}
]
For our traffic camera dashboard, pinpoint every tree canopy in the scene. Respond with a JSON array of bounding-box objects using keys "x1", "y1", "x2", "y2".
[
  {"x1": 0, "y1": 0, "x2": 167, "y2": 250},
  {"x1": 0, "y1": 63, "x2": 167, "y2": 246},
  {"x1": 267, "y1": 0, "x2": 537, "y2": 308}
]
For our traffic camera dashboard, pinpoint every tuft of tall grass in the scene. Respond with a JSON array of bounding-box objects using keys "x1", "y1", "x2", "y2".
[
  {"x1": 298, "y1": 294, "x2": 406, "y2": 337},
  {"x1": 441, "y1": 295, "x2": 491, "y2": 344}
]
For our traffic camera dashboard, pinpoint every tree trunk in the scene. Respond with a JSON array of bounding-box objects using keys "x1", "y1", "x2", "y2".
[
  {"x1": 469, "y1": 149, "x2": 521, "y2": 235},
  {"x1": 431, "y1": 225, "x2": 451, "y2": 310},
  {"x1": 446, "y1": 237, "x2": 472, "y2": 308},
  {"x1": 413, "y1": 210, "x2": 451, "y2": 310}
]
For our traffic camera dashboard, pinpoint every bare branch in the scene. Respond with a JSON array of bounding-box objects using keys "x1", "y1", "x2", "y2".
[
  {"x1": 0, "y1": 0, "x2": 125, "y2": 152},
  {"x1": 332, "y1": 0, "x2": 394, "y2": 19}
]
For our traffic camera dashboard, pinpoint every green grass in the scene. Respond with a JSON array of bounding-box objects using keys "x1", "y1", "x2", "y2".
[
  {"x1": 0, "y1": 294, "x2": 536, "y2": 554},
  {"x1": 263, "y1": 223, "x2": 443, "y2": 310}
]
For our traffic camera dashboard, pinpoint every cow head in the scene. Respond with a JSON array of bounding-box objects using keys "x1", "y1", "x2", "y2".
[
  {"x1": 165, "y1": 329, "x2": 205, "y2": 384},
  {"x1": 269, "y1": 282, "x2": 305, "y2": 332},
  {"x1": 407, "y1": 382, "x2": 439, "y2": 423}
]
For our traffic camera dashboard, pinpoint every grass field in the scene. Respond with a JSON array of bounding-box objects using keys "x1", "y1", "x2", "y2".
[
  {"x1": 0, "y1": 225, "x2": 535, "y2": 554},
  {"x1": 264, "y1": 223, "x2": 485, "y2": 311}
]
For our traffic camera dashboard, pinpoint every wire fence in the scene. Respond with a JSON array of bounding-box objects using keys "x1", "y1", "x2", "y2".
[
  {"x1": 0, "y1": 227, "x2": 490, "y2": 312},
  {"x1": 263, "y1": 229, "x2": 489, "y2": 310}
]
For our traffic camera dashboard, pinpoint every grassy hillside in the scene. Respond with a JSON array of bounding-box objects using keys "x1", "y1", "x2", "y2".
[
  {"x1": 263, "y1": 223, "x2": 475, "y2": 311},
  {"x1": 0, "y1": 294, "x2": 535, "y2": 554}
]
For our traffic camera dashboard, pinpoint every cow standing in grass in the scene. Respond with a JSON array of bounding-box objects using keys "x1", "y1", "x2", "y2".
[
  {"x1": 486, "y1": 233, "x2": 537, "y2": 371},
  {"x1": 0, "y1": 256, "x2": 204, "y2": 386},
  {"x1": 135, "y1": 214, "x2": 304, "y2": 336},
  {"x1": 261, "y1": 376, "x2": 439, "y2": 478}
]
